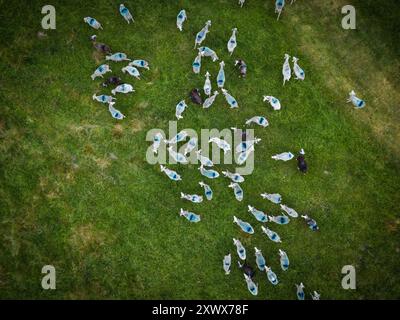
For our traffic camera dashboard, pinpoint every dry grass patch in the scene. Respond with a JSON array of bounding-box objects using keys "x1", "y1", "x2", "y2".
[
  {"x1": 112, "y1": 124, "x2": 124, "y2": 137},
  {"x1": 92, "y1": 51, "x2": 104, "y2": 64},
  {"x1": 130, "y1": 119, "x2": 144, "y2": 133},
  {"x1": 92, "y1": 156, "x2": 111, "y2": 170},
  {"x1": 83, "y1": 144, "x2": 95, "y2": 154},
  {"x1": 70, "y1": 223, "x2": 107, "y2": 252},
  {"x1": 386, "y1": 219, "x2": 400, "y2": 233},
  {"x1": 137, "y1": 101, "x2": 149, "y2": 109}
]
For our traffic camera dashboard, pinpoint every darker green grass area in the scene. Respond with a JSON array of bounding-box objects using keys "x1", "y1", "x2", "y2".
[{"x1": 0, "y1": 0, "x2": 399, "y2": 299}]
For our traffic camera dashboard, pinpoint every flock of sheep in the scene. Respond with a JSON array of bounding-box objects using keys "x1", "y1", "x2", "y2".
[
  {"x1": 88, "y1": 5, "x2": 150, "y2": 120},
  {"x1": 85, "y1": 0, "x2": 366, "y2": 300}
]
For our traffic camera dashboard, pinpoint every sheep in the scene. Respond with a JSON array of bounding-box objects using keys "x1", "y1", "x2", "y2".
[
  {"x1": 190, "y1": 88, "x2": 203, "y2": 105},
  {"x1": 238, "y1": 260, "x2": 256, "y2": 279},
  {"x1": 102, "y1": 76, "x2": 122, "y2": 87},
  {"x1": 297, "y1": 149, "x2": 308, "y2": 173},
  {"x1": 235, "y1": 59, "x2": 247, "y2": 77},
  {"x1": 90, "y1": 35, "x2": 111, "y2": 54}
]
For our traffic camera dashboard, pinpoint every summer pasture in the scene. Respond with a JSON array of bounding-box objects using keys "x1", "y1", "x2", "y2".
[{"x1": 0, "y1": 0, "x2": 399, "y2": 299}]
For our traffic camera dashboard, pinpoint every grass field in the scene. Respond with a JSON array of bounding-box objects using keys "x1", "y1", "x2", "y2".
[{"x1": 0, "y1": 0, "x2": 399, "y2": 299}]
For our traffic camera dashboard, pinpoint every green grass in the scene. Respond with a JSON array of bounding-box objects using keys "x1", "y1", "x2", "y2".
[{"x1": 0, "y1": 0, "x2": 399, "y2": 299}]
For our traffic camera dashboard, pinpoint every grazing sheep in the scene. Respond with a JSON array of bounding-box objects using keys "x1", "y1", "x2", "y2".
[
  {"x1": 199, "y1": 181, "x2": 213, "y2": 200},
  {"x1": 164, "y1": 130, "x2": 188, "y2": 145},
  {"x1": 122, "y1": 66, "x2": 141, "y2": 80},
  {"x1": 196, "y1": 150, "x2": 214, "y2": 167},
  {"x1": 111, "y1": 83, "x2": 134, "y2": 95},
  {"x1": 227, "y1": 28, "x2": 238, "y2": 55},
  {"x1": 297, "y1": 149, "x2": 308, "y2": 173},
  {"x1": 237, "y1": 145, "x2": 255, "y2": 165},
  {"x1": 245, "y1": 116, "x2": 269, "y2": 127},
  {"x1": 84, "y1": 17, "x2": 103, "y2": 30},
  {"x1": 183, "y1": 136, "x2": 197, "y2": 156},
  {"x1": 179, "y1": 208, "x2": 201, "y2": 223},
  {"x1": 265, "y1": 266, "x2": 279, "y2": 285},
  {"x1": 102, "y1": 76, "x2": 122, "y2": 87},
  {"x1": 280, "y1": 204, "x2": 299, "y2": 218},
  {"x1": 233, "y1": 238, "x2": 246, "y2": 260},
  {"x1": 91, "y1": 64, "x2": 112, "y2": 80},
  {"x1": 275, "y1": 0, "x2": 285, "y2": 21},
  {"x1": 217, "y1": 61, "x2": 225, "y2": 88},
  {"x1": 311, "y1": 291, "x2": 321, "y2": 300},
  {"x1": 235, "y1": 59, "x2": 247, "y2": 77},
  {"x1": 203, "y1": 71, "x2": 211, "y2": 96},
  {"x1": 263, "y1": 95, "x2": 282, "y2": 110},
  {"x1": 248, "y1": 205, "x2": 268, "y2": 223},
  {"x1": 108, "y1": 102, "x2": 125, "y2": 120},
  {"x1": 129, "y1": 60, "x2": 150, "y2": 70},
  {"x1": 152, "y1": 133, "x2": 163, "y2": 154},
  {"x1": 90, "y1": 35, "x2": 111, "y2": 54},
  {"x1": 292, "y1": 57, "x2": 305, "y2": 80},
  {"x1": 347, "y1": 90, "x2": 366, "y2": 109},
  {"x1": 222, "y1": 170, "x2": 244, "y2": 183},
  {"x1": 238, "y1": 260, "x2": 256, "y2": 279},
  {"x1": 301, "y1": 214, "x2": 319, "y2": 231},
  {"x1": 296, "y1": 283, "x2": 305, "y2": 300},
  {"x1": 244, "y1": 274, "x2": 258, "y2": 296},
  {"x1": 175, "y1": 100, "x2": 188, "y2": 120},
  {"x1": 271, "y1": 151, "x2": 294, "y2": 161},
  {"x1": 202, "y1": 90, "x2": 219, "y2": 109},
  {"x1": 92, "y1": 94, "x2": 115, "y2": 104},
  {"x1": 168, "y1": 146, "x2": 188, "y2": 164},
  {"x1": 229, "y1": 183, "x2": 244, "y2": 201},
  {"x1": 106, "y1": 52, "x2": 130, "y2": 62},
  {"x1": 160, "y1": 165, "x2": 182, "y2": 181},
  {"x1": 261, "y1": 192, "x2": 282, "y2": 204},
  {"x1": 261, "y1": 226, "x2": 282, "y2": 243},
  {"x1": 209, "y1": 137, "x2": 231, "y2": 154},
  {"x1": 233, "y1": 216, "x2": 253, "y2": 233},
  {"x1": 232, "y1": 129, "x2": 260, "y2": 147},
  {"x1": 192, "y1": 52, "x2": 202, "y2": 74},
  {"x1": 198, "y1": 46, "x2": 219, "y2": 62},
  {"x1": 254, "y1": 247, "x2": 266, "y2": 271},
  {"x1": 194, "y1": 20, "x2": 211, "y2": 49},
  {"x1": 282, "y1": 53, "x2": 291, "y2": 85},
  {"x1": 190, "y1": 88, "x2": 203, "y2": 105},
  {"x1": 176, "y1": 9, "x2": 187, "y2": 31},
  {"x1": 119, "y1": 4, "x2": 134, "y2": 24},
  {"x1": 221, "y1": 88, "x2": 239, "y2": 108},
  {"x1": 223, "y1": 254, "x2": 231, "y2": 275},
  {"x1": 199, "y1": 165, "x2": 219, "y2": 179}
]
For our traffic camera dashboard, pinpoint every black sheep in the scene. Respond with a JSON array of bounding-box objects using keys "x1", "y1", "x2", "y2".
[
  {"x1": 297, "y1": 155, "x2": 307, "y2": 173},
  {"x1": 190, "y1": 88, "x2": 203, "y2": 105},
  {"x1": 235, "y1": 59, "x2": 247, "y2": 77},
  {"x1": 297, "y1": 149, "x2": 307, "y2": 174},
  {"x1": 238, "y1": 260, "x2": 256, "y2": 279},
  {"x1": 90, "y1": 35, "x2": 111, "y2": 54},
  {"x1": 102, "y1": 76, "x2": 122, "y2": 87}
]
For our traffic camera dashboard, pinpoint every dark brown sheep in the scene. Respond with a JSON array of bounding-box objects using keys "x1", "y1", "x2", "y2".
[
  {"x1": 90, "y1": 35, "x2": 111, "y2": 54},
  {"x1": 235, "y1": 59, "x2": 247, "y2": 77},
  {"x1": 297, "y1": 149, "x2": 308, "y2": 173},
  {"x1": 297, "y1": 155, "x2": 308, "y2": 173},
  {"x1": 102, "y1": 76, "x2": 122, "y2": 87},
  {"x1": 238, "y1": 260, "x2": 256, "y2": 279},
  {"x1": 190, "y1": 88, "x2": 203, "y2": 105}
]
